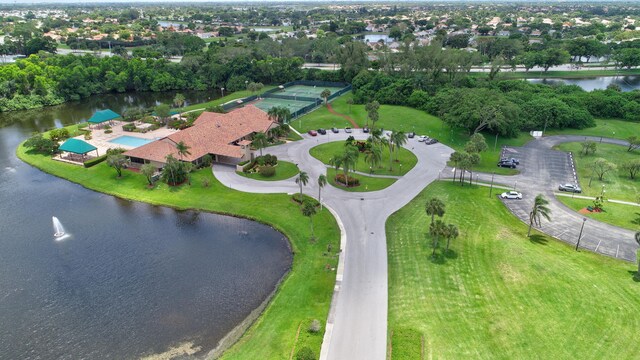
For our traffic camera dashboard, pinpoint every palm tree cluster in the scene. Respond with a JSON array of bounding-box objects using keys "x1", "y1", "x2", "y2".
[
  {"x1": 329, "y1": 145, "x2": 359, "y2": 186},
  {"x1": 449, "y1": 133, "x2": 487, "y2": 186},
  {"x1": 368, "y1": 129, "x2": 407, "y2": 172},
  {"x1": 425, "y1": 197, "x2": 459, "y2": 256},
  {"x1": 267, "y1": 106, "x2": 292, "y2": 124}
]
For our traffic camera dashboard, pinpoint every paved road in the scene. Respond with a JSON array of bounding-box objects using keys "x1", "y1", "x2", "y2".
[
  {"x1": 213, "y1": 132, "x2": 452, "y2": 360},
  {"x1": 452, "y1": 135, "x2": 638, "y2": 262}
]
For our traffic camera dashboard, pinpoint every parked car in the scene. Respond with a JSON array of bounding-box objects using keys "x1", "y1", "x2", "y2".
[
  {"x1": 345, "y1": 127, "x2": 352, "y2": 133},
  {"x1": 308, "y1": 130, "x2": 317, "y2": 136},
  {"x1": 558, "y1": 183, "x2": 582, "y2": 193},
  {"x1": 418, "y1": 135, "x2": 428, "y2": 142},
  {"x1": 501, "y1": 157, "x2": 520, "y2": 165},
  {"x1": 331, "y1": 127, "x2": 339, "y2": 133},
  {"x1": 425, "y1": 138, "x2": 439, "y2": 145},
  {"x1": 317, "y1": 128, "x2": 327, "y2": 135},
  {"x1": 497, "y1": 159, "x2": 517, "y2": 168},
  {"x1": 362, "y1": 127, "x2": 370, "y2": 133},
  {"x1": 501, "y1": 191, "x2": 523, "y2": 200},
  {"x1": 407, "y1": 132, "x2": 415, "y2": 138}
]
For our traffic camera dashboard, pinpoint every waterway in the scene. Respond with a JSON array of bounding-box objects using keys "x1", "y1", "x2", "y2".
[
  {"x1": 0, "y1": 91, "x2": 292, "y2": 359},
  {"x1": 528, "y1": 75, "x2": 640, "y2": 92}
]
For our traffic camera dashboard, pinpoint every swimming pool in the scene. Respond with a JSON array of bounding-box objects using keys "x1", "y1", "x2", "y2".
[{"x1": 109, "y1": 135, "x2": 155, "y2": 147}]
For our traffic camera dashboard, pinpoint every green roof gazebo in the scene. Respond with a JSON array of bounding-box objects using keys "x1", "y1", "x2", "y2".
[
  {"x1": 58, "y1": 138, "x2": 99, "y2": 161},
  {"x1": 87, "y1": 109, "x2": 121, "y2": 127}
]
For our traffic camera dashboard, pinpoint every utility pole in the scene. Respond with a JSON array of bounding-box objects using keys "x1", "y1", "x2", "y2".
[
  {"x1": 489, "y1": 172, "x2": 495, "y2": 198},
  {"x1": 576, "y1": 218, "x2": 587, "y2": 251}
]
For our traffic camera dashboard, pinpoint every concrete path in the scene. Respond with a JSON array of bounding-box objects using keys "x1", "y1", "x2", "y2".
[
  {"x1": 212, "y1": 133, "x2": 452, "y2": 360},
  {"x1": 446, "y1": 135, "x2": 638, "y2": 262}
]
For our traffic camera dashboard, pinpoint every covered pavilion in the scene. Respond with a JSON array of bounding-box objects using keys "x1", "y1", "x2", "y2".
[
  {"x1": 87, "y1": 109, "x2": 122, "y2": 128},
  {"x1": 57, "y1": 138, "x2": 99, "y2": 164}
]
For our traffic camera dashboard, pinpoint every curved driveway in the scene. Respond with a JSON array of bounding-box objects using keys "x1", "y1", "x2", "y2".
[
  {"x1": 460, "y1": 135, "x2": 638, "y2": 262},
  {"x1": 213, "y1": 132, "x2": 452, "y2": 360}
]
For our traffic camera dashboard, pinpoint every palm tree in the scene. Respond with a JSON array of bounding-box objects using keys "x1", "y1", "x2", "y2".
[
  {"x1": 318, "y1": 174, "x2": 327, "y2": 210},
  {"x1": 429, "y1": 219, "x2": 447, "y2": 256},
  {"x1": 175, "y1": 141, "x2": 191, "y2": 160},
  {"x1": 252, "y1": 132, "x2": 268, "y2": 157},
  {"x1": 320, "y1": 89, "x2": 331, "y2": 105},
  {"x1": 425, "y1": 197, "x2": 446, "y2": 225},
  {"x1": 295, "y1": 171, "x2": 309, "y2": 199},
  {"x1": 391, "y1": 130, "x2": 407, "y2": 161},
  {"x1": 528, "y1": 194, "x2": 552, "y2": 237},
  {"x1": 346, "y1": 98, "x2": 354, "y2": 113},
  {"x1": 173, "y1": 93, "x2": 186, "y2": 118},
  {"x1": 364, "y1": 146, "x2": 382, "y2": 173},
  {"x1": 445, "y1": 224, "x2": 459, "y2": 252},
  {"x1": 302, "y1": 199, "x2": 317, "y2": 240},
  {"x1": 381, "y1": 137, "x2": 394, "y2": 171},
  {"x1": 450, "y1": 152, "x2": 463, "y2": 180}
]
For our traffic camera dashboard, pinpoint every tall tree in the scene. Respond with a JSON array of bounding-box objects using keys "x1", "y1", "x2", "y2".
[
  {"x1": 429, "y1": 219, "x2": 447, "y2": 256},
  {"x1": 175, "y1": 141, "x2": 191, "y2": 160},
  {"x1": 320, "y1": 89, "x2": 331, "y2": 105},
  {"x1": 295, "y1": 171, "x2": 309, "y2": 198},
  {"x1": 528, "y1": 194, "x2": 552, "y2": 237},
  {"x1": 445, "y1": 223, "x2": 459, "y2": 252},
  {"x1": 155, "y1": 104, "x2": 172, "y2": 125},
  {"x1": 391, "y1": 130, "x2": 408, "y2": 161},
  {"x1": 592, "y1": 158, "x2": 617, "y2": 181},
  {"x1": 318, "y1": 174, "x2": 327, "y2": 210},
  {"x1": 140, "y1": 163, "x2": 156, "y2": 186},
  {"x1": 252, "y1": 132, "x2": 268, "y2": 157},
  {"x1": 302, "y1": 199, "x2": 317, "y2": 240},
  {"x1": 364, "y1": 145, "x2": 382, "y2": 173},
  {"x1": 425, "y1": 197, "x2": 446, "y2": 225},
  {"x1": 173, "y1": 93, "x2": 186, "y2": 118},
  {"x1": 365, "y1": 101, "x2": 380, "y2": 128},
  {"x1": 106, "y1": 153, "x2": 128, "y2": 178}
]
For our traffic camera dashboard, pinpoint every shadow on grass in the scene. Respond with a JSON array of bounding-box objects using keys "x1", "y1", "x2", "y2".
[
  {"x1": 444, "y1": 249, "x2": 458, "y2": 259},
  {"x1": 429, "y1": 253, "x2": 446, "y2": 265},
  {"x1": 528, "y1": 234, "x2": 549, "y2": 245},
  {"x1": 627, "y1": 271, "x2": 640, "y2": 283}
]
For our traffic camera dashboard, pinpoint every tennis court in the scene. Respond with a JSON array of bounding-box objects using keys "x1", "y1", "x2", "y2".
[
  {"x1": 279, "y1": 85, "x2": 345, "y2": 98},
  {"x1": 253, "y1": 97, "x2": 314, "y2": 114}
]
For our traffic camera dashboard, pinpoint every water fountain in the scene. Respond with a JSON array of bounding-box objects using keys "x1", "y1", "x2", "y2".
[{"x1": 52, "y1": 216, "x2": 65, "y2": 238}]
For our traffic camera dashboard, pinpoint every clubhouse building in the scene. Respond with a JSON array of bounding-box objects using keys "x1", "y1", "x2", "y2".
[{"x1": 124, "y1": 105, "x2": 276, "y2": 168}]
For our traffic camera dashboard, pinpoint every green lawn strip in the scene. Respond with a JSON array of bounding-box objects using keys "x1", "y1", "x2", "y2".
[
  {"x1": 554, "y1": 142, "x2": 640, "y2": 203},
  {"x1": 309, "y1": 141, "x2": 417, "y2": 176},
  {"x1": 236, "y1": 161, "x2": 299, "y2": 181},
  {"x1": 387, "y1": 181, "x2": 640, "y2": 359},
  {"x1": 17, "y1": 136, "x2": 339, "y2": 360},
  {"x1": 326, "y1": 168, "x2": 396, "y2": 192},
  {"x1": 545, "y1": 118, "x2": 640, "y2": 140},
  {"x1": 556, "y1": 196, "x2": 640, "y2": 231},
  {"x1": 178, "y1": 86, "x2": 277, "y2": 112},
  {"x1": 390, "y1": 328, "x2": 423, "y2": 360}
]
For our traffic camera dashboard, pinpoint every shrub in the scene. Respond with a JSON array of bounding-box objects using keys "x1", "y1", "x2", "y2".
[
  {"x1": 104, "y1": 129, "x2": 113, "y2": 134},
  {"x1": 84, "y1": 154, "x2": 107, "y2": 168},
  {"x1": 334, "y1": 173, "x2": 360, "y2": 187},
  {"x1": 308, "y1": 319, "x2": 321, "y2": 333},
  {"x1": 242, "y1": 161, "x2": 254, "y2": 173},
  {"x1": 106, "y1": 147, "x2": 126, "y2": 155},
  {"x1": 259, "y1": 165, "x2": 276, "y2": 177},
  {"x1": 49, "y1": 128, "x2": 70, "y2": 142},
  {"x1": 206, "y1": 105, "x2": 226, "y2": 113},
  {"x1": 23, "y1": 134, "x2": 57, "y2": 154},
  {"x1": 296, "y1": 347, "x2": 315, "y2": 360},
  {"x1": 122, "y1": 123, "x2": 136, "y2": 132},
  {"x1": 292, "y1": 194, "x2": 320, "y2": 206},
  {"x1": 84, "y1": 133, "x2": 92, "y2": 140},
  {"x1": 202, "y1": 178, "x2": 211, "y2": 188},
  {"x1": 201, "y1": 154, "x2": 213, "y2": 167}
]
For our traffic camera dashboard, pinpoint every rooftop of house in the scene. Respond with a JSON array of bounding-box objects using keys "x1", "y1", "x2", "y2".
[{"x1": 124, "y1": 105, "x2": 274, "y2": 164}]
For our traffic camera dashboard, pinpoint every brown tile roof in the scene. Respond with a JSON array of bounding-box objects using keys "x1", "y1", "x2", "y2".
[{"x1": 124, "y1": 105, "x2": 274, "y2": 164}]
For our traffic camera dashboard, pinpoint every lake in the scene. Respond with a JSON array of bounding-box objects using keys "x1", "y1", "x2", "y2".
[
  {"x1": 0, "y1": 91, "x2": 292, "y2": 359},
  {"x1": 363, "y1": 34, "x2": 392, "y2": 43},
  {"x1": 528, "y1": 75, "x2": 640, "y2": 92}
]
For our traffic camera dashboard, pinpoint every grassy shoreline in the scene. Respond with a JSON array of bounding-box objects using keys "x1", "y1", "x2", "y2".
[{"x1": 17, "y1": 131, "x2": 340, "y2": 360}]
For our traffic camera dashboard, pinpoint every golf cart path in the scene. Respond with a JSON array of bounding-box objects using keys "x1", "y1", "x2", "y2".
[
  {"x1": 213, "y1": 132, "x2": 452, "y2": 360},
  {"x1": 449, "y1": 135, "x2": 638, "y2": 262}
]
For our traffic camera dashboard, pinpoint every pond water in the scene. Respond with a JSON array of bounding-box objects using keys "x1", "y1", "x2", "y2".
[
  {"x1": 363, "y1": 34, "x2": 392, "y2": 43},
  {"x1": 528, "y1": 75, "x2": 640, "y2": 92},
  {"x1": 0, "y1": 91, "x2": 292, "y2": 359}
]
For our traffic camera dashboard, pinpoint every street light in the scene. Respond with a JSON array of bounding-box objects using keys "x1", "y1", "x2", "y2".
[
  {"x1": 601, "y1": 184, "x2": 605, "y2": 196},
  {"x1": 245, "y1": 80, "x2": 248, "y2": 90},
  {"x1": 576, "y1": 217, "x2": 587, "y2": 251},
  {"x1": 489, "y1": 172, "x2": 495, "y2": 198},
  {"x1": 514, "y1": 180, "x2": 518, "y2": 191},
  {"x1": 221, "y1": 87, "x2": 225, "y2": 97}
]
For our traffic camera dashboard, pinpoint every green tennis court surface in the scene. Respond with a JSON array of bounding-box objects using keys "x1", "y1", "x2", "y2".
[
  {"x1": 279, "y1": 85, "x2": 344, "y2": 98},
  {"x1": 253, "y1": 97, "x2": 313, "y2": 113}
]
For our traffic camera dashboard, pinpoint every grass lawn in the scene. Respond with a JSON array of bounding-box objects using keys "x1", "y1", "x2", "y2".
[
  {"x1": 557, "y1": 196, "x2": 640, "y2": 231},
  {"x1": 17, "y1": 132, "x2": 340, "y2": 360},
  {"x1": 554, "y1": 142, "x2": 640, "y2": 202},
  {"x1": 178, "y1": 86, "x2": 276, "y2": 113},
  {"x1": 310, "y1": 140, "x2": 417, "y2": 176},
  {"x1": 326, "y1": 168, "x2": 396, "y2": 192},
  {"x1": 545, "y1": 118, "x2": 640, "y2": 140},
  {"x1": 237, "y1": 161, "x2": 299, "y2": 181},
  {"x1": 298, "y1": 95, "x2": 531, "y2": 175},
  {"x1": 387, "y1": 181, "x2": 640, "y2": 359}
]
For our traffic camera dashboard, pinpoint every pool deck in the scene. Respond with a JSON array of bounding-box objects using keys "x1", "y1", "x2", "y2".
[{"x1": 77, "y1": 120, "x2": 178, "y2": 155}]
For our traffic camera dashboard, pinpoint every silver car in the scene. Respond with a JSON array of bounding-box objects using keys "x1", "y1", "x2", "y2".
[{"x1": 558, "y1": 184, "x2": 582, "y2": 193}]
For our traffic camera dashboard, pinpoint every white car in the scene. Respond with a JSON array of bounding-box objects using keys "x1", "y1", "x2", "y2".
[
  {"x1": 417, "y1": 135, "x2": 428, "y2": 142},
  {"x1": 501, "y1": 191, "x2": 523, "y2": 200}
]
